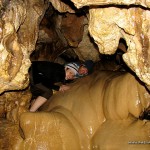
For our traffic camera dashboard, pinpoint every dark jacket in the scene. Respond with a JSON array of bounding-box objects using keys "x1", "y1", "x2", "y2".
[{"x1": 31, "y1": 61, "x2": 66, "y2": 91}]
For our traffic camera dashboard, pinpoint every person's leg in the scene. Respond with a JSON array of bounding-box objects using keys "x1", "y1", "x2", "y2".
[
  {"x1": 29, "y1": 96, "x2": 47, "y2": 112},
  {"x1": 29, "y1": 83, "x2": 53, "y2": 112}
]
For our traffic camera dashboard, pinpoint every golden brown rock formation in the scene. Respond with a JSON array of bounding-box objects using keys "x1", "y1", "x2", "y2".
[
  {"x1": 61, "y1": 13, "x2": 84, "y2": 47},
  {"x1": 88, "y1": 7, "x2": 150, "y2": 89},
  {"x1": 0, "y1": 88, "x2": 31, "y2": 123},
  {"x1": 46, "y1": 0, "x2": 150, "y2": 89},
  {"x1": 0, "y1": 0, "x2": 149, "y2": 93},
  {"x1": 0, "y1": 0, "x2": 48, "y2": 93},
  {"x1": 0, "y1": 0, "x2": 150, "y2": 150},
  {"x1": 74, "y1": 24, "x2": 100, "y2": 61},
  {"x1": 11, "y1": 71, "x2": 150, "y2": 149},
  {"x1": 70, "y1": 0, "x2": 150, "y2": 8}
]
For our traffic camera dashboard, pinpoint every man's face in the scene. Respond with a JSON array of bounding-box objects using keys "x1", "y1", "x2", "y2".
[
  {"x1": 78, "y1": 65, "x2": 88, "y2": 75},
  {"x1": 65, "y1": 68, "x2": 75, "y2": 80}
]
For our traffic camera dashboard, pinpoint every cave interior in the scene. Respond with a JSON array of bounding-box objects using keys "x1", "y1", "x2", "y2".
[{"x1": 0, "y1": 0, "x2": 150, "y2": 149}]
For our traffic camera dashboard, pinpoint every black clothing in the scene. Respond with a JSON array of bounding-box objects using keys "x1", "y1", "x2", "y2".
[
  {"x1": 30, "y1": 61, "x2": 66, "y2": 99},
  {"x1": 30, "y1": 83, "x2": 53, "y2": 100},
  {"x1": 31, "y1": 61, "x2": 66, "y2": 90}
]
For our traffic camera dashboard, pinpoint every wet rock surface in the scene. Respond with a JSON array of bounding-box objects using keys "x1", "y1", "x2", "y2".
[
  {"x1": 0, "y1": 0, "x2": 149, "y2": 149},
  {"x1": 10, "y1": 71, "x2": 149, "y2": 150}
]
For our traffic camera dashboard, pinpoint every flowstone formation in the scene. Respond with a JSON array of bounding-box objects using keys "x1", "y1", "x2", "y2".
[
  {"x1": 12, "y1": 71, "x2": 150, "y2": 149},
  {"x1": 0, "y1": 0, "x2": 150, "y2": 150}
]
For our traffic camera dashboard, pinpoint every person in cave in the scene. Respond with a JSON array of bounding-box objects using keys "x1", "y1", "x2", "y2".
[
  {"x1": 29, "y1": 60, "x2": 94, "y2": 112},
  {"x1": 67, "y1": 60, "x2": 94, "y2": 78},
  {"x1": 29, "y1": 61, "x2": 79, "y2": 112}
]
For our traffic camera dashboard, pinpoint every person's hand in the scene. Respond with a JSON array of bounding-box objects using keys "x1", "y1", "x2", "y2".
[{"x1": 59, "y1": 85, "x2": 70, "y2": 92}]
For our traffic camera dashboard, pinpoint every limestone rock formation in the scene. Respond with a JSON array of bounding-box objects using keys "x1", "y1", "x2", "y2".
[
  {"x1": 51, "y1": 0, "x2": 150, "y2": 89},
  {"x1": 74, "y1": 24, "x2": 100, "y2": 61},
  {"x1": 49, "y1": 0, "x2": 75, "y2": 13},
  {"x1": 0, "y1": 88, "x2": 31, "y2": 123},
  {"x1": 88, "y1": 7, "x2": 150, "y2": 89},
  {"x1": 53, "y1": 0, "x2": 150, "y2": 90},
  {"x1": 0, "y1": 0, "x2": 48, "y2": 93},
  {"x1": 0, "y1": 0, "x2": 150, "y2": 150},
  {"x1": 70, "y1": 0, "x2": 150, "y2": 8},
  {"x1": 11, "y1": 71, "x2": 150, "y2": 149},
  {"x1": 0, "y1": 0, "x2": 149, "y2": 92}
]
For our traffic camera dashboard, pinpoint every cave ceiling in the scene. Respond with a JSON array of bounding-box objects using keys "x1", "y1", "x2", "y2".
[{"x1": 0, "y1": 0, "x2": 149, "y2": 94}]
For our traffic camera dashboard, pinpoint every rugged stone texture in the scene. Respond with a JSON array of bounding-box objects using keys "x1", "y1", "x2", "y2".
[
  {"x1": 74, "y1": 24, "x2": 100, "y2": 61},
  {"x1": 88, "y1": 7, "x2": 150, "y2": 88},
  {"x1": 71, "y1": 0, "x2": 150, "y2": 8},
  {"x1": 47, "y1": 0, "x2": 150, "y2": 88},
  {"x1": 49, "y1": 0, "x2": 75, "y2": 13},
  {"x1": 61, "y1": 13, "x2": 85, "y2": 47},
  {"x1": 0, "y1": 0, "x2": 48, "y2": 93},
  {"x1": 0, "y1": 0, "x2": 149, "y2": 92},
  {"x1": 1, "y1": 0, "x2": 149, "y2": 91},
  {"x1": 0, "y1": 88, "x2": 31, "y2": 123}
]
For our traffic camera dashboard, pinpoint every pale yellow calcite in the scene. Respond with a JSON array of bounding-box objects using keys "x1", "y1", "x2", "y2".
[{"x1": 12, "y1": 71, "x2": 150, "y2": 150}]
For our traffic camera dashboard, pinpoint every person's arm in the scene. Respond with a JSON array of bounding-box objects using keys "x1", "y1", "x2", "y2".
[
  {"x1": 49, "y1": 83, "x2": 70, "y2": 92},
  {"x1": 49, "y1": 81, "x2": 70, "y2": 92},
  {"x1": 59, "y1": 84, "x2": 70, "y2": 92}
]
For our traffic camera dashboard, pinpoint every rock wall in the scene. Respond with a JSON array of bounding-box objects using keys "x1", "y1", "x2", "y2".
[
  {"x1": 0, "y1": 0, "x2": 149, "y2": 92},
  {"x1": 0, "y1": 0, "x2": 48, "y2": 93}
]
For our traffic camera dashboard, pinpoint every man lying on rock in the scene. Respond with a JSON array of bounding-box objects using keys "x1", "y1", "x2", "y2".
[{"x1": 29, "y1": 60, "x2": 94, "y2": 112}]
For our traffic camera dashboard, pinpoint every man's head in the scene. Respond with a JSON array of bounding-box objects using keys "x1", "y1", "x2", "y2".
[
  {"x1": 65, "y1": 63, "x2": 79, "y2": 80},
  {"x1": 78, "y1": 65, "x2": 88, "y2": 75},
  {"x1": 78, "y1": 60, "x2": 94, "y2": 76}
]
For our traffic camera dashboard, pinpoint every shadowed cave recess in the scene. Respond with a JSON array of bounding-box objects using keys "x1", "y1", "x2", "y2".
[{"x1": 0, "y1": 0, "x2": 150, "y2": 150}]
